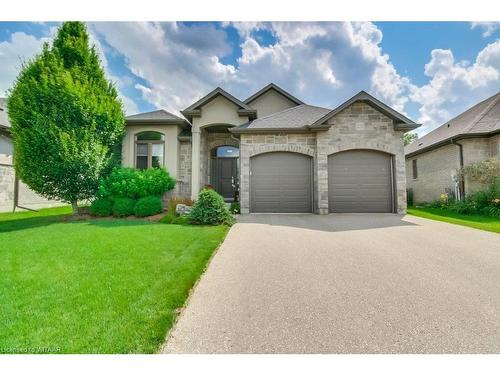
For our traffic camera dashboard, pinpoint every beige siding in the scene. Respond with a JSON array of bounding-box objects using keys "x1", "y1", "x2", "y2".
[
  {"x1": 122, "y1": 124, "x2": 182, "y2": 179},
  {"x1": 192, "y1": 95, "x2": 249, "y2": 128},
  {"x1": 247, "y1": 90, "x2": 298, "y2": 118}
]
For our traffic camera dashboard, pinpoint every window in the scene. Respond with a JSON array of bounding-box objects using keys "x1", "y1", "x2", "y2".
[
  {"x1": 135, "y1": 131, "x2": 165, "y2": 169},
  {"x1": 211, "y1": 146, "x2": 240, "y2": 158},
  {"x1": 412, "y1": 159, "x2": 418, "y2": 179}
]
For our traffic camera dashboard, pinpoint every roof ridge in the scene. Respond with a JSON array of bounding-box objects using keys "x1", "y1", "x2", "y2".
[{"x1": 253, "y1": 103, "x2": 308, "y2": 122}]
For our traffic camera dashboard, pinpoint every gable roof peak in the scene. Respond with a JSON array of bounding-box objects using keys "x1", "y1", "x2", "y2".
[
  {"x1": 311, "y1": 90, "x2": 419, "y2": 130},
  {"x1": 244, "y1": 83, "x2": 304, "y2": 105},
  {"x1": 181, "y1": 86, "x2": 257, "y2": 122}
]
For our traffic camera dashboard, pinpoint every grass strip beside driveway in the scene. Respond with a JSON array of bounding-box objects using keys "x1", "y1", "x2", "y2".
[{"x1": 407, "y1": 207, "x2": 500, "y2": 234}]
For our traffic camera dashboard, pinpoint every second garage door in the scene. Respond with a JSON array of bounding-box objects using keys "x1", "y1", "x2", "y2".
[
  {"x1": 251, "y1": 152, "x2": 312, "y2": 213},
  {"x1": 328, "y1": 150, "x2": 393, "y2": 213}
]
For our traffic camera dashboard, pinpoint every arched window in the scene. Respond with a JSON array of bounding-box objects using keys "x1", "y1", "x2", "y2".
[
  {"x1": 210, "y1": 145, "x2": 240, "y2": 158},
  {"x1": 135, "y1": 131, "x2": 165, "y2": 169}
]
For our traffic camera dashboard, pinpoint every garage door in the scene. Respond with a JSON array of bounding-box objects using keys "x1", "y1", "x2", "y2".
[
  {"x1": 328, "y1": 150, "x2": 393, "y2": 213},
  {"x1": 251, "y1": 152, "x2": 312, "y2": 213}
]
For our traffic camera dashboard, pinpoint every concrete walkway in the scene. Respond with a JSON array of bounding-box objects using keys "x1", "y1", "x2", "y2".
[{"x1": 163, "y1": 214, "x2": 500, "y2": 353}]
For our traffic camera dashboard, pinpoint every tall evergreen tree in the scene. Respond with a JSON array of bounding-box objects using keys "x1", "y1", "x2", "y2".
[{"x1": 8, "y1": 22, "x2": 125, "y2": 215}]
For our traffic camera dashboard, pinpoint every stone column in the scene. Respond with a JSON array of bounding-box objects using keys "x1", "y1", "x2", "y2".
[
  {"x1": 316, "y1": 132, "x2": 329, "y2": 214},
  {"x1": 191, "y1": 128, "x2": 201, "y2": 200}
]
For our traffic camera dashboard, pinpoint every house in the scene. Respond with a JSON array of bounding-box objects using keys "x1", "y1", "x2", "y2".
[
  {"x1": 0, "y1": 98, "x2": 62, "y2": 212},
  {"x1": 122, "y1": 83, "x2": 419, "y2": 214},
  {"x1": 405, "y1": 92, "x2": 500, "y2": 204}
]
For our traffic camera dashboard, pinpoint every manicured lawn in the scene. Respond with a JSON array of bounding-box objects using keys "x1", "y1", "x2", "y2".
[
  {"x1": 0, "y1": 207, "x2": 228, "y2": 353},
  {"x1": 407, "y1": 207, "x2": 500, "y2": 234}
]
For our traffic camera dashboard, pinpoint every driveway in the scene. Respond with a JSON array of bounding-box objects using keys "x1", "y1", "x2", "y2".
[{"x1": 163, "y1": 214, "x2": 500, "y2": 353}]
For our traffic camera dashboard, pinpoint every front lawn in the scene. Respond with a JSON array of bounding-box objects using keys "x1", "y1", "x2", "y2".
[
  {"x1": 0, "y1": 207, "x2": 228, "y2": 353},
  {"x1": 407, "y1": 207, "x2": 500, "y2": 234}
]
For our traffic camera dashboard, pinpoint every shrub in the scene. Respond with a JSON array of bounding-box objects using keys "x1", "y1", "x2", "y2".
[
  {"x1": 113, "y1": 197, "x2": 136, "y2": 217},
  {"x1": 188, "y1": 189, "x2": 235, "y2": 226},
  {"x1": 98, "y1": 167, "x2": 175, "y2": 200},
  {"x1": 406, "y1": 188, "x2": 414, "y2": 207},
  {"x1": 134, "y1": 196, "x2": 163, "y2": 217},
  {"x1": 229, "y1": 202, "x2": 240, "y2": 214},
  {"x1": 90, "y1": 198, "x2": 113, "y2": 217}
]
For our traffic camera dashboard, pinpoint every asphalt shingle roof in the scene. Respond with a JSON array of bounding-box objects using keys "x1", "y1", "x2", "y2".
[
  {"x1": 0, "y1": 98, "x2": 11, "y2": 129},
  {"x1": 126, "y1": 109, "x2": 185, "y2": 122},
  {"x1": 405, "y1": 92, "x2": 500, "y2": 156},
  {"x1": 231, "y1": 104, "x2": 331, "y2": 132}
]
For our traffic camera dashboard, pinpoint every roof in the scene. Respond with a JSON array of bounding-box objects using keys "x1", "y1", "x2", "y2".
[
  {"x1": 0, "y1": 98, "x2": 11, "y2": 130},
  {"x1": 126, "y1": 109, "x2": 189, "y2": 127},
  {"x1": 405, "y1": 92, "x2": 500, "y2": 157},
  {"x1": 181, "y1": 87, "x2": 257, "y2": 122},
  {"x1": 243, "y1": 83, "x2": 304, "y2": 106},
  {"x1": 311, "y1": 91, "x2": 419, "y2": 130},
  {"x1": 230, "y1": 104, "x2": 331, "y2": 133}
]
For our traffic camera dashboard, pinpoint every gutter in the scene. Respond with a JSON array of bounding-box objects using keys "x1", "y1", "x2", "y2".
[{"x1": 450, "y1": 138, "x2": 465, "y2": 200}]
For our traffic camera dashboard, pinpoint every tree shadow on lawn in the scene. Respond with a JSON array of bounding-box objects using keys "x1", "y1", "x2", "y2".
[{"x1": 0, "y1": 214, "x2": 164, "y2": 234}]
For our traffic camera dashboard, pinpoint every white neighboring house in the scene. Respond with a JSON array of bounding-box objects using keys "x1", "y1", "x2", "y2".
[{"x1": 0, "y1": 98, "x2": 62, "y2": 212}]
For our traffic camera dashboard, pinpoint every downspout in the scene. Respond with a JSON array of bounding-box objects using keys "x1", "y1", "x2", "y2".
[{"x1": 451, "y1": 138, "x2": 465, "y2": 200}]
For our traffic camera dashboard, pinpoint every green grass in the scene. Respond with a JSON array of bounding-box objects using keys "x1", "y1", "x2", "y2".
[
  {"x1": 0, "y1": 207, "x2": 228, "y2": 353},
  {"x1": 407, "y1": 207, "x2": 500, "y2": 234}
]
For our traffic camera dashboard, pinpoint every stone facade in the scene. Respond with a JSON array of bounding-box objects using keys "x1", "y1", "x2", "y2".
[
  {"x1": 199, "y1": 130, "x2": 239, "y2": 190},
  {"x1": 406, "y1": 134, "x2": 500, "y2": 203},
  {"x1": 177, "y1": 140, "x2": 192, "y2": 197},
  {"x1": 238, "y1": 102, "x2": 408, "y2": 214}
]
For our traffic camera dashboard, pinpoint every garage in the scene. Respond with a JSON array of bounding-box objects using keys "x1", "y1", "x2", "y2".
[
  {"x1": 328, "y1": 150, "x2": 394, "y2": 213},
  {"x1": 250, "y1": 152, "x2": 312, "y2": 213}
]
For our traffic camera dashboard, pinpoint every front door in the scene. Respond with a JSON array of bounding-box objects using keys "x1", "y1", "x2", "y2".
[{"x1": 216, "y1": 158, "x2": 238, "y2": 200}]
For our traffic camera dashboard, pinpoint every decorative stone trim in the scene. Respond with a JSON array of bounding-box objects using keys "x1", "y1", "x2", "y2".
[
  {"x1": 248, "y1": 144, "x2": 315, "y2": 158},
  {"x1": 325, "y1": 143, "x2": 397, "y2": 157}
]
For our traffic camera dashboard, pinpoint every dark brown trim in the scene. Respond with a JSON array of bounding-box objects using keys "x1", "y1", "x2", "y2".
[{"x1": 405, "y1": 130, "x2": 500, "y2": 158}]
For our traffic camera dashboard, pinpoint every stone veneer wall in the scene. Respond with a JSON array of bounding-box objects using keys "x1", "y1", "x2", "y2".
[
  {"x1": 177, "y1": 140, "x2": 192, "y2": 198},
  {"x1": 239, "y1": 102, "x2": 408, "y2": 214},
  {"x1": 199, "y1": 130, "x2": 239, "y2": 190},
  {"x1": 239, "y1": 133, "x2": 317, "y2": 214}
]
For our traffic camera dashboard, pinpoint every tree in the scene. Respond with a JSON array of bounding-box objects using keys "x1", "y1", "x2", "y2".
[
  {"x1": 403, "y1": 132, "x2": 418, "y2": 146},
  {"x1": 8, "y1": 22, "x2": 125, "y2": 215}
]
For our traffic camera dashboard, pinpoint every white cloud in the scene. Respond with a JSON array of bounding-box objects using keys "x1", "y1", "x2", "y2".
[
  {"x1": 471, "y1": 22, "x2": 500, "y2": 37},
  {"x1": 90, "y1": 22, "x2": 236, "y2": 115},
  {"x1": 0, "y1": 32, "x2": 48, "y2": 96},
  {"x1": 410, "y1": 41, "x2": 500, "y2": 135}
]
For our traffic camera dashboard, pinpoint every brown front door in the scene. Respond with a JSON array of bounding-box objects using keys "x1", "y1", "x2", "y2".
[{"x1": 216, "y1": 158, "x2": 238, "y2": 200}]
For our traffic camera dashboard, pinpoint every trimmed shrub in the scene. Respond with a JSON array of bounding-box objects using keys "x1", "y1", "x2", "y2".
[
  {"x1": 188, "y1": 189, "x2": 235, "y2": 226},
  {"x1": 98, "y1": 167, "x2": 176, "y2": 200},
  {"x1": 90, "y1": 198, "x2": 113, "y2": 217},
  {"x1": 229, "y1": 202, "x2": 240, "y2": 214},
  {"x1": 113, "y1": 197, "x2": 136, "y2": 217},
  {"x1": 134, "y1": 196, "x2": 163, "y2": 217}
]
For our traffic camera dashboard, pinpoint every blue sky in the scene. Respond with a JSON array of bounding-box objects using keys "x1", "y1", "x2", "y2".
[{"x1": 0, "y1": 21, "x2": 499, "y2": 136}]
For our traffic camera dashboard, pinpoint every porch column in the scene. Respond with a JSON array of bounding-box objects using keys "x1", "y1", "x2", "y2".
[{"x1": 191, "y1": 128, "x2": 201, "y2": 200}]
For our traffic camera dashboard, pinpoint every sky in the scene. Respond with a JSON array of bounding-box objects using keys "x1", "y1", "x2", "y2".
[{"x1": 0, "y1": 21, "x2": 499, "y2": 136}]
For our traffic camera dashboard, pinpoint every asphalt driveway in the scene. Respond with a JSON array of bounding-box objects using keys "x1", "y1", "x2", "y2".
[{"x1": 163, "y1": 214, "x2": 500, "y2": 353}]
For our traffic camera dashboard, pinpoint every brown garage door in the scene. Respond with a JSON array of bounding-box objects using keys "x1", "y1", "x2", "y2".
[
  {"x1": 251, "y1": 152, "x2": 312, "y2": 213},
  {"x1": 328, "y1": 150, "x2": 393, "y2": 213}
]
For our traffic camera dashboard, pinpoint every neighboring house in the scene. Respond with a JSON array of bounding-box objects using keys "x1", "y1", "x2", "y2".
[
  {"x1": 0, "y1": 98, "x2": 62, "y2": 212},
  {"x1": 405, "y1": 92, "x2": 500, "y2": 204},
  {"x1": 123, "y1": 83, "x2": 419, "y2": 214}
]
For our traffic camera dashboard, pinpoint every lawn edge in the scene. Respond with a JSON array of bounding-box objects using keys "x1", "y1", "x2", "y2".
[
  {"x1": 407, "y1": 208, "x2": 500, "y2": 234},
  {"x1": 157, "y1": 224, "x2": 231, "y2": 353}
]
